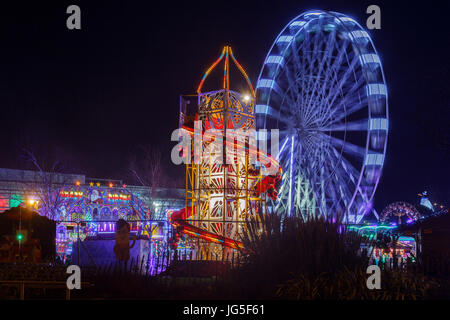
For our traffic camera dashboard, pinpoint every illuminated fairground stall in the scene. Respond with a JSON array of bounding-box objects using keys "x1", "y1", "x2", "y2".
[
  {"x1": 0, "y1": 168, "x2": 184, "y2": 265},
  {"x1": 346, "y1": 202, "x2": 421, "y2": 265},
  {"x1": 348, "y1": 223, "x2": 417, "y2": 265},
  {"x1": 54, "y1": 184, "x2": 179, "y2": 265},
  {"x1": 348, "y1": 193, "x2": 449, "y2": 266}
]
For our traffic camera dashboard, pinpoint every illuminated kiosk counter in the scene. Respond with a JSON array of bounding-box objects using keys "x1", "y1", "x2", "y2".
[{"x1": 72, "y1": 236, "x2": 150, "y2": 269}]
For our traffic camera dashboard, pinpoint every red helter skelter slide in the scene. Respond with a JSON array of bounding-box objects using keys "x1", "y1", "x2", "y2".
[{"x1": 170, "y1": 46, "x2": 281, "y2": 251}]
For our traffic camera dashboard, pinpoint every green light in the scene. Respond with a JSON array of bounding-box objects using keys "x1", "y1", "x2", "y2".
[
  {"x1": 17, "y1": 234, "x2": 23, "y2": 241},
  {"x1": 10, "y1": 194, "x2": 24, "y2": 208}
]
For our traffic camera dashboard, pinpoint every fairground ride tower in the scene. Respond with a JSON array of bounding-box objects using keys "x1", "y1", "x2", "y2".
[{"x1": 179, "y1": 46, "x2": 268, "y2": 260}]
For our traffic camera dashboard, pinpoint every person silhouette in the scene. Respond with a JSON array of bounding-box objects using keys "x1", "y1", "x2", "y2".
[{"x1": 113, "y1": 219, "x2": 137, "y2": 263}]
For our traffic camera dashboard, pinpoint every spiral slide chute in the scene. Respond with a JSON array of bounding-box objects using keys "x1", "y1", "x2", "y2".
[
  {"x1": 169, "y1": 165, "x2": 280, "y2": 250},
  {"x1": 180, "y1": 124, "x2": 282, "y2": 178},
  {"x1": 172, "y1": 46, "x2": 282, "y2": 252},
  {"x1": 169, "y1": 207, "x2": 245, "y2": 250}
]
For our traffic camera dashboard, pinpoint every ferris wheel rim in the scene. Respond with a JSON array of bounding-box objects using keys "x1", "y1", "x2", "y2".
[{"x1": 256, "y1": 10, "x2": 389, "y2": 221}]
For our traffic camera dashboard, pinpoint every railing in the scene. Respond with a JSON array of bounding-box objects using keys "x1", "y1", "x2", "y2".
[
  {"x1": 79, "y1": 246, "x2": 244, "y2": 282},
  {"x1": 0, "y1": 280, "x2": 92, "y2": 300}
]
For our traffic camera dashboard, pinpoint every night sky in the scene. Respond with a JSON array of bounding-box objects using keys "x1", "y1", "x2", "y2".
[{"x1": 0, "y1": 1, "x2": 449, "y2": 212}]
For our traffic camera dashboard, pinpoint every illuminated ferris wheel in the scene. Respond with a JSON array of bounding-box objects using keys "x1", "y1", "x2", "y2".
[{"x1": 256, "y1": 10, "x2": 388, "y2": 223}]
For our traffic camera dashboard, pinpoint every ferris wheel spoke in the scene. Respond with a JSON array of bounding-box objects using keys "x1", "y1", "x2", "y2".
[
  {"x1": 329, "y1": 151, "x2": 358, "y2": 191},
  {"x1": 319, "y1": 119, "x2": 368, "y2": 132},
  {"x1": 343, "y1": 70, "x2": 366, "y2": 92},
  {"x1": 320, "y1": 70, "x2": 357, "y2": 122},
  {"x1": 278, "y1": 136, "x2": 290, "y2": 158},
  {"x1": 301, "y1": 51, "x2": 321, "y2": 105},
  {"x1": 277, "y1": 73, "x2": 301, "y2": 117},
  {"x1": 329, "y1": 144, "x2": 371, "y2": 209},
  {"x1": 323, "y1": 134, "x2": 367, "y2": 159},
  {"x1": 295, "y1": 56, "x2": 310, "y2": 103},
  {"x1": 288, "y1": 35, "x2": 307, "y2": 82},
  {"x1": 282, "y1": 70, "x2": 302, "y2": 111},
  {"x1": 303, "y1": 77, "x2": 338, "y2": 126},
  {"x1": 311, "y1": 101, "x2": 335, "y2": 128},
  {"x1": 304, "y1": 34, "x2": 334, "y2": 108},
  {"x1": 323, "y1": 149, "x2": 359, "y2": 212},
  {"x1": 280, "y1": 95, "x2": 300, "y2": 122},
  {"x1": 323, "y1": 146, "x2": 352, "y2": 188},
  {"x1": 328, "y1": 74, "x2": 366, "y2": 119},
  {"x1": 304, "y1": 34, "x2": 320, "y2": 81},
  {"x1": 318, "y1": 40, "x2": 350, "y2": 98},
  {"x1": 325, "y1": 57, "x2": 360, "y2": 113},
  {"x1": 330, "y1": 147, "x2": 360, "y2": 185},
  {"x1": 313, "y1": 51, "x2": 346, "y2": 109},
  {"x1": 303, "y1": 62, "x2": 343, "y2": 127},
  {"x1": 326, "y1": 176, "x2": 347, "y2": 213},
  {"x1": 268, "y1": 108, "x2": 294, "y2": 127},
  {"x1": 323, "y1": 94, "x2": 367, "y2": 126},
  {"x1": 299, "y1": 41, "x2": 324, "y2": 108}
]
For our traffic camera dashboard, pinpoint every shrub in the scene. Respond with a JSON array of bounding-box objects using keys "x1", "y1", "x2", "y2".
[
  {"x1": 221, "y1": 213, "x2": 439, "y2": 299},
  {"x1": 276, "y1": 268, "x2": 438, "y2": 300}
]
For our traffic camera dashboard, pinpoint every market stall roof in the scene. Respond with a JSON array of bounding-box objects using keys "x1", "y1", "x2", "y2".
[
  {"x1": 0, "y1": 206, "x2": 56, "y2": 261},
  {"x1": 0, "y1": 206, "x2": 56, "y2": 237},
  {"x1": 0, "y1": 206, "x2": 43, "y2": 221},
  {"x1": 398, "y1": 210, "x2": 450, "y2": 233}
]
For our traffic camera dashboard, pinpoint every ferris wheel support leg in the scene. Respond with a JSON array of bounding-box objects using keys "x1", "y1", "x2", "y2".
[
  {"x1": 372, "y1": 208, "x2": 380, "y2": 221},
  {"x1": 288, "y1": 136, "x2": 296, "y2": 216}
]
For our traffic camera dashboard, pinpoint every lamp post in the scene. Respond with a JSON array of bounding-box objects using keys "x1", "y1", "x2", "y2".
[
  {"x1": 17, "y1": 202, "x2": 26, "y2": 260},
  {"x1": 16, "y1": 199, "x2": 38, "y2": 261}
]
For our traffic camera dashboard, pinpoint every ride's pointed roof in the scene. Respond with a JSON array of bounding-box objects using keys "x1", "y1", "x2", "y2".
[{"x1": 196, "y1": 46, "x2": 255, "y2": 98}]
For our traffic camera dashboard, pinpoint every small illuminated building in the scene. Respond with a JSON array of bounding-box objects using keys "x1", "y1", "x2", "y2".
[{"x1": 399, "y1": 209, "x2": 450, "y2": 261}]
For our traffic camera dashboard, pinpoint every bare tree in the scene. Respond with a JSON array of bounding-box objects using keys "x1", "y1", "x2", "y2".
[
  {"x1": 22, "y1": 148, "x2": 80, "y2": 220},
  {"x1": 128, "y1": 145, "x2": 168, "y2": 217},
  {"x1": 129, "y1": 145, "x2": 165, "y2": 190}
]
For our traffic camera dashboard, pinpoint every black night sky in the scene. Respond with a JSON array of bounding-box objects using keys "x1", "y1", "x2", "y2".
[{"x1": 0, "y1": 0, "x2": 449, "y2": 212}]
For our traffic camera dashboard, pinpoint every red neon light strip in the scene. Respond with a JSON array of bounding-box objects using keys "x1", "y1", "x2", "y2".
[
  {"x1": 196, "y1": 46, "x2": 255, "y2": 97},
  {"x1": 169, "y1": 208, "x2": 245, "y2": 250},
  {"x1": 197, "y1": 47, "x2": 227, "y2": 94},
  {"x1": 180, "y1": 126, "x2": 281, "y2": 176},
  {"x1": 229, "y1": 48, "x2": 255, "y2": 98}
]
